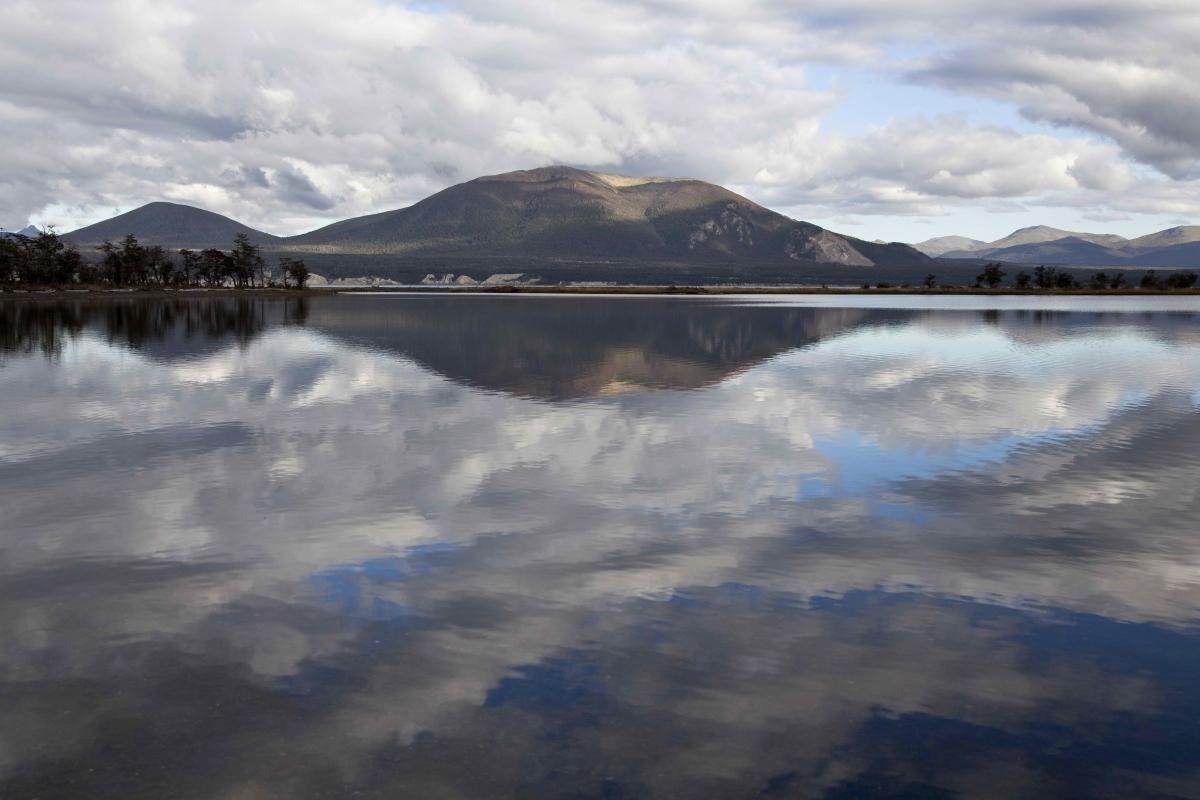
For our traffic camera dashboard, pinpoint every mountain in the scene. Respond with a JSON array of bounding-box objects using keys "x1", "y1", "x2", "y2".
[
  {"x1": 1125, "y1": 241, "x2": 1200, "y2": 267},
  {"x1": 1124, "y1": 225, "x2": 1200, "y2": 251},
  {"x1": 283, "y1": 166, "x2": 931, "y2": 268},
  {"x1": 62, "y1": 202, "x2": 279, "y2": 249},
  {"x1": 940, "y1": 226, "x2": 1128, "y2": 259},
  {"x1": 979, "y1": 237, "x2": 1129, "y2": 267},
  {"x1": 912, "y1": 235, "x2": 986, "y2": 257},
  {"x1": 986, "y1": 225, "x2": 1126, "y2": 250},
  {"x1": 1, "y1": 224, "x2": 40, "y2": 239},
  {"x1": 923, "y1": 223, "x2": 1200, "y2": 268}
]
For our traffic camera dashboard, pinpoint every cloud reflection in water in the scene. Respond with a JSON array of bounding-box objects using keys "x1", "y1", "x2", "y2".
[{"x1": 1, "y1": 294, "x2": 1200, "y2": 798}]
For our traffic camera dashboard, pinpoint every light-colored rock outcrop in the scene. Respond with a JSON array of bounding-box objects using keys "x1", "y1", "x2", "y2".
[
  {"x1": 421, "y1": 273, "x2": 481, "y2": 285},
  {"x1": 481, "y1": 273, "x2": 529, "y2": 285},
  {"x1": 786, "y1": 230, "x2": 873, "y2": 267},
  {"x1": 688, "y1": 204, "x2": 755, "y2": 249},
  {"x1": 329, "y1": 276, "x2": 404, "y2": 287}
]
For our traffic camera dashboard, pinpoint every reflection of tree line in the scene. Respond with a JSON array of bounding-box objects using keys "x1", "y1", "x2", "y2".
[
  {"x1": 0, "y1": 297, "x2": 310, "y2": 359},
  {"x1": 976, "y1": 308, "x2": 1200, "y2": 332}
]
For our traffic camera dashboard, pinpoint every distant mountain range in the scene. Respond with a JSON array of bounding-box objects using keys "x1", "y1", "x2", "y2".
[
  {"x1": 28, "y1": 172, "x2": 1200, "y2": 273},
  {"x1": 0, "y1": 224, "x2": 40, "y2": 239},
  {"x1": 913, "y1": 225, "x2": 1200, "y2": 267},
  {"x1": 59, "y1": 166, "x2": 930, "y2": 270}
]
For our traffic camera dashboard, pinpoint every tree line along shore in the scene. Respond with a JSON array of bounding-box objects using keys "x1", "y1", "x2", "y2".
[
  {"x1": 1, "y1": 229, "x2": 309, "y2": 289},
  {"x1": 2, "y1": 228, "x2": 1198, "y2": 294}
]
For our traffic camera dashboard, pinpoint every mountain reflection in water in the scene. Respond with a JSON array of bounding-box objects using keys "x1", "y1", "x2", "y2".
[{"x1": 2, "y1": 293, "x2": 1200, "y2": 799}]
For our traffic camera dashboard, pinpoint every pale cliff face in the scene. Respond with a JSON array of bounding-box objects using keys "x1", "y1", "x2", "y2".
[{"x1": 787, "y1": 229, "x2": 873, "y2": 267}]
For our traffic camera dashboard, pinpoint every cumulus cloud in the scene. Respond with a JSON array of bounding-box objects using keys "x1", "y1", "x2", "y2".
[
  {"x1": 903, "y1": 5, "x2": 1200, "y2": 179},
  {"x1": 0, "y1": 1, "x2": 1198, "y2": 233},
  {"x1": 750, "y1": 116, "x2": 1136, "y2": 217}
]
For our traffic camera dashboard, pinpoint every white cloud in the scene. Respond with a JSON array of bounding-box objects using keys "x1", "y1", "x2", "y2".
[
  {"x1": 903, "y1": 6, "x2": 1200, "y2": 178},
  {"x1": 1, "y1": 1, "x2": 1198, "y2": 235}
]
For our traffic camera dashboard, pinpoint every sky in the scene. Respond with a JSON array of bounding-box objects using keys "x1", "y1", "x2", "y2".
[{"x1": 2, "y1": 0, "x2": 1199, "y2": 243}]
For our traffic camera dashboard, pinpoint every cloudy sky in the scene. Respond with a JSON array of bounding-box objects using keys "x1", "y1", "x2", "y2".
[{"x1": 2, "y1": 0, "x2": 1199, "y2": 242}]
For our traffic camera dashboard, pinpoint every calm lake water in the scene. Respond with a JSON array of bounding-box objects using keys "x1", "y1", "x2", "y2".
[{"x1": 3, "y1": 293, "x2": 1200, "y2": 799}]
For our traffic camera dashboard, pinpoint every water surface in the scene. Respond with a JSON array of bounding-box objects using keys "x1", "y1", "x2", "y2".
[{"x1": 2, "y1": 293, "x2": 1200, "y2": 798}]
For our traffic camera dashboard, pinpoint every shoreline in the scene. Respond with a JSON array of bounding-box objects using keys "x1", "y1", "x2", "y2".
[
  {"x1": 4, "y1": 285, "x2": 1200, "y2": 298},
  {"x1": 421, "y1": 285, "x2": 1200, "y2": 297}
]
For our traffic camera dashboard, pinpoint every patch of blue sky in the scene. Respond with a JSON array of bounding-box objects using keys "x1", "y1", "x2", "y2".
[
  {"x1": 793, "y1": 400, "x2": 1150, "y2": 527},
  {"x1": 796, "y1": 467, "x2": 935, "y2": 522},
  {"x1": 805, "y1": 63, "x2": 1033, "y2": 136},
  {"x1": 306, "y1": 541, "x2": 461, "y2": 620},
  {"x1": 807, "y1": 39, "x2": 1128, "y2": 145},
  {"x1": 809, "y1": 428, "x2": 1025, "y2": 495},
  {"x1": 797, "y1": 474, "x2": 831, "y2": 501},
  {"x1": 391, "y1": 0, "x2": 452, "y2": 13}
]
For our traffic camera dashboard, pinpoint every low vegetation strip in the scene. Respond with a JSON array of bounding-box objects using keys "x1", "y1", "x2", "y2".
[{"x1": 1, "y1": 230, "x2": 310, "y2": 290}]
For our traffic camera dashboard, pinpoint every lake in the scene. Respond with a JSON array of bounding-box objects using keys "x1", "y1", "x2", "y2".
[{"x1": 2, "y1": 293, "x2": 1200, "y2": 799}]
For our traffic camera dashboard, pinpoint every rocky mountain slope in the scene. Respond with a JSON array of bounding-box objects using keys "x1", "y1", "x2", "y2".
[{"x1": 283, "y1": 166, "x2": 930, "y2": 268}]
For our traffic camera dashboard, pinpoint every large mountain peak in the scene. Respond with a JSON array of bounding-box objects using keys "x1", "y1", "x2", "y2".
[
  {"x1": 285, "y1": 165, "x2": 929, "y2": 268},
  {"x1": 477, "y1": 165, "x2": 695, "y2": 190}
]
